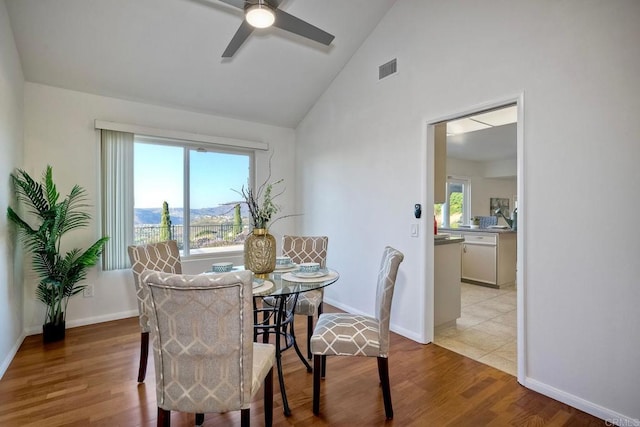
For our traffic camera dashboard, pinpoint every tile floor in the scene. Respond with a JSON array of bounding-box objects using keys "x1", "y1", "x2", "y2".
[{"x1": 434, "y1": 282, "x2": 517, "y2": 376}]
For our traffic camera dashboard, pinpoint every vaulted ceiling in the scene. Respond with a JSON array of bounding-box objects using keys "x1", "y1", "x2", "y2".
[{"x1": 5, "y1": 0, "x2": 397, "y2": 128}]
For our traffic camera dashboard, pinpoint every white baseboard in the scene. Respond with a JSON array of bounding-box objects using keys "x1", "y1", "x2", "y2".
[
  {"x1": 322, "y1": 297, "x2": 427, "y2": 344},
  {"x1": 322, "y1": 297, "x2": 368, "y2": 319},
  {"x1": 0, "y1": 331, "x2": 27, "y2": 380},
  {"x1": 24, "y1": 309, "x2": 139, "y2": 336},
  {"x1": 389, "y1": 323, "x2": 426, "y2": 344},
  {"x1": 523, "y1": 377, "x2": 637, "y2": 426}
]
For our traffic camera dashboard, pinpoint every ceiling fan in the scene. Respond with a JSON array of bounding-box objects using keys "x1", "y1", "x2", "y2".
[{"x1": 217, "y1": 0, "x2": 335, "y2": 58}]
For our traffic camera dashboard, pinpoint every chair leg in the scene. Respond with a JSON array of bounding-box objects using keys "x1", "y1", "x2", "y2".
[
  {"x1": 313, "y1": 355, "x2": 322, "y2": 415},
  {"x1": 195, "y1": 413, "x2": 204, "y2": 425},
  {"x1": 306, "y1": 315, "x2": 313, "y2": 360},
  {"x1": 157, "y1": 407, "x2": 170, "y2": 427},
  {"x1": 321, "y1": 355, "x2": 326, "y2": 378},
  {"x1": 241, "y1": 408, "x2": 250, "y2": 427},
  {"x1": 264, "y1": 367, "x2": 273, "y2": 427},
  {"x1": 377, "y1": 357, "x2": 393, "y2": 420},
  {"x1": 138, "y1": 332, "x2": 149, "y2": 383}
]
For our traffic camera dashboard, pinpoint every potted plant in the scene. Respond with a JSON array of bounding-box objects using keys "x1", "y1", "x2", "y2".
[
  {"x1": 470, "y1": 217, "x2": 480, "y2": 228},
  {"x1": 235, "y1": 177, "x2": 284, "y2": 274},
  {"x1": 7, "y1": 166, "x2": 109, "y2": 343},
  {"x1": 234, "y1": 157, "x2": 300, "y2": 274}
]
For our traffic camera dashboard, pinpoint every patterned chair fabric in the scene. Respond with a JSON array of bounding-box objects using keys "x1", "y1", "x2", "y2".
[
  {"x1": 282, "y1": 235, "x2": 328, "y2": 268},
  {"x1": 263, "y1": 235, "x2": 329, "y2": 360},
  {"x1": 310, "y1": 246, "x2": 404, "y2": 420},
  {"x1": 310, "y1": 246, "x2": 403, "y2": 358},
  {"x1": 262, "y1": 235, "x2": 329, "y2": 314},
  {"x1": 141, "y1": 270, "x2": 276, "y2": 422},
  {"x1": 127, "y1": 241, "x2": 183, "y2": 384},
  {"x1": 282, "y1": 235, "x2": 329, "y2": 317},
  {"x1": 127, "y1": 240, "x2": 182, "y2": 333}
]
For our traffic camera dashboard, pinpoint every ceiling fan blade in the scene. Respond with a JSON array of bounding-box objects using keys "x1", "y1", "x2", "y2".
[
  {"x1": 217, "y1": 0, "x2": 244, "y2": 9},
  {"x1": 273, "y1": 9, "x2": 335, "y2": 46},
  {"x1": 222, "y1": 20, "x2": 254, "y2": 57}
]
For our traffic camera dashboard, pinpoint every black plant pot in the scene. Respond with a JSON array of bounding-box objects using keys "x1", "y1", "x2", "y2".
[{"x1": 43, "y1": 321, "x2": 66, "y2": 343}]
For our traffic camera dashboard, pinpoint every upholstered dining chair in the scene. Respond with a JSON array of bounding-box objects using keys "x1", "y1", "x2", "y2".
[
  {"x1": 263, "y1": 235, "x2": 328, "y2": 359},
  {"x1": 310, "y1": 246, "x2": 404, "y2": 420},
  {"x1": 127, "y1": 240, "x2": 182, "y2": 383},
  {"x1": 141, "y1": 270, "x2": 275, "y2": 427}
]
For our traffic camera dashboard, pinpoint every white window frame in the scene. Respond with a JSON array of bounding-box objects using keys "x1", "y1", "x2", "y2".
[
  {"x1": 134, "y1": 136, "x2": 255, "y2": 259},
  {"x1": 97, "y1": 120, "x2": 268, "y2": 269},
  {"x1": 441, "y1": 176, "x2": 471, "y2": 228}
]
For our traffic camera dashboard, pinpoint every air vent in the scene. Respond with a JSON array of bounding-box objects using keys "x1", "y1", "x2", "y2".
[{"x1": 378, "y1": 58, "x2": 397, "y2": 80}]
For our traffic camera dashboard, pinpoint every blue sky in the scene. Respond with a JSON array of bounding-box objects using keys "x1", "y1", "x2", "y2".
[{"x1": 134, "y1": 142, "x2": 250, "y2": 209}]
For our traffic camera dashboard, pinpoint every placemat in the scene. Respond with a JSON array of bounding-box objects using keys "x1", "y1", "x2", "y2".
[
  {"x1": 252, "y1": 279, "x2": 275, "y2": 296},
  {"x1": 281, "y1": 269, "x2": 339, "y2": 283}
]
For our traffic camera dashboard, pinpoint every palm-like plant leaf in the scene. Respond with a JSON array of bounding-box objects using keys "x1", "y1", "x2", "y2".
[
  {"x1": 43, "y1": 165, "x2": 59, "y2": 207},
  {"x1": 11, "y1": 169, "x2": 49, "y2": 215},
  {"x1": 7, "y1": 165, "x2": 109, "y2": 326}
]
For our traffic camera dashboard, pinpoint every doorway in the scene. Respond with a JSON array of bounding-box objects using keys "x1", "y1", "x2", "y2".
[{"x1": 426, "y1": 97, "x2": 524, "y2": 380}]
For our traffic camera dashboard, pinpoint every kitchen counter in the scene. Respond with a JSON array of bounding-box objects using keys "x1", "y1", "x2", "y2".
[
  {"x1": 434, "y1": 235, "x2": 465, "y2": 245},
  {"x1": 441, "y1": 228, "x2": 517, "y2": 288},
  {"x1": 439, "y1": 227, "x2": 516, "y2": 235}
]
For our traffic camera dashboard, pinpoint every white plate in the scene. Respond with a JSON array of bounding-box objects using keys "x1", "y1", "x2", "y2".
[
  {"x1": 274, "y1": 263, "x2": 298, "y2": 271},
  {"x1": 291, "y1": 269, "x2": 329, "y2": 279}
]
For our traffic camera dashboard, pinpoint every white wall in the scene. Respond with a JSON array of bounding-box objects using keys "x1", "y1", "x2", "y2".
[
  {"x1": 483, "y1": 158, "x2": 516, "y2": 178},
  {"x1": 296, "y1": 0, "x2": 640, "y2": 422},
  {"x1": 0, "y1": 0, "x2": 25, "y2": 378},
  {"x1": 448, "y1": 157, "x2": 517, "y2": 222},
  {"x1": 22, "y1": 83, "x2": 297, "y2": 333}
]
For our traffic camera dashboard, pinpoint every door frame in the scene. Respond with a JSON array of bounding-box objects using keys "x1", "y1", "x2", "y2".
[{"x1": 423, "y1": 93, "x2": 526, "y2": 383}]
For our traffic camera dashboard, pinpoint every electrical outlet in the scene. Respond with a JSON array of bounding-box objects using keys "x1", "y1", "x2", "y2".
[{"x1": 83, "y1": 284, "x2": 94, "y2": 298}]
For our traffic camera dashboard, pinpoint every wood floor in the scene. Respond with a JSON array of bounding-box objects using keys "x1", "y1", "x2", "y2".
[{"x1": 0, "y1": 305, "x2": 605, "y2": 427}]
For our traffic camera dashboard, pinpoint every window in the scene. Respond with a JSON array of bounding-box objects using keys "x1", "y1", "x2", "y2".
[
  {"x1": 134, "y1": 138, "x2": 252, "y2": 257},
  {"x1": 435, "y1": 177, "x2": 470, "y2": 228},
  {"x1": 101, "y1": 129, "x2": 254, "y2": 270}
]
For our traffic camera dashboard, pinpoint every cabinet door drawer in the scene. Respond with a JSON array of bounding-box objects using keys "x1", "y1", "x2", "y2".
[
  {"x1": 463, "y1": 233, "x2": 497, "y2": 245},
  {"x1": 462, "y1": 243, "x2": 497, "y2": 284}
]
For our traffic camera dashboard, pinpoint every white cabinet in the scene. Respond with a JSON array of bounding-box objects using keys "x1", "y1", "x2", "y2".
[
  {"x1": 462, "y1": 235, "x2": 497, "y2": 284},
  {"x1": 461, "y1": 232, "x2": 516, "y2": 288},
  {"x1": 434, "y1": 240, "x2": 462, "y2": 327}
]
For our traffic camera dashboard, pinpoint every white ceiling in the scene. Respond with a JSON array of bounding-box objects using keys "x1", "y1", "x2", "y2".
[
  {"x1": 446, "y1": 106, "x2": 517, "y2": 162},
  {"x1": 447, "y1": 123, "x2": 517, "y2": 162},
  {"x1": 5, "y1": 0, "x2": 397, "y2": 128}
]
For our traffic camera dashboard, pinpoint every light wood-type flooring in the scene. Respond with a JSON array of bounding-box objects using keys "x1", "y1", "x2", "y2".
[{"x1": 0, "y1": 305, "x2": 605, "y2": 426}]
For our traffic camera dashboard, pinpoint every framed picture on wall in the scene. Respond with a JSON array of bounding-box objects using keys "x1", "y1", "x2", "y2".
[{"x1": 490, "y1": 197, "x2": 510, "y2": 215}]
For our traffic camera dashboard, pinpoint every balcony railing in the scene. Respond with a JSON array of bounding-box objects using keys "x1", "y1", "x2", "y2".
[{"x1": 134, "y1": 224, "x2": 248, "y2": 250}]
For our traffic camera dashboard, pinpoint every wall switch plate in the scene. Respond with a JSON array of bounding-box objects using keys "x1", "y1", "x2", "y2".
[
  {"x1": 83, "y1": 284, "x2": 94, "y2": 298},
  {"x1": 411, "y1": 224, "x2": 419, "y2": 237}
]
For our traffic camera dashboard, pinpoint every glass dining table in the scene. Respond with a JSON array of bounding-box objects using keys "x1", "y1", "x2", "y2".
[{"x1": 250, "y1": 266, "x2": 340, "y2": 416}]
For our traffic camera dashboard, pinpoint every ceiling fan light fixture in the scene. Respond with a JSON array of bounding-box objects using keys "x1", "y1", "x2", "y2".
[{"x1": 246, "y1": 3, "x2": 275, "y2": 28}]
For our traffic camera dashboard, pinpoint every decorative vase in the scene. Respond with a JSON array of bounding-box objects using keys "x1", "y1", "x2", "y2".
[
  {"x1": 43, "y1": 320, "x2": 65, "y2": 343},
  {"x1": 244, "y1": 228, "x2": 276, "y2": 274}
]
